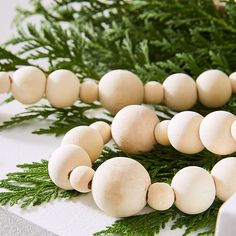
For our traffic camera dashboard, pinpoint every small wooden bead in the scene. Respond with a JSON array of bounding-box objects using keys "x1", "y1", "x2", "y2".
[
  {"x1": 163, "y1": 73, "x2": 197, "y2": 111},
  {"x1": 229, "y1": 72, "x2": 236, "y2": 93},
  {"x1": 196, "y1": 70, "x2": 232, "y2": 108},
  {"x1": 199, "y1": 111, "x2": 236, "y2": 155},
  {"x1": 90, "y1": 121, "x2": 111, "y2": 144},
  {"x1": 144, "y1": 81, "x2": 163, "y2": 104},
  {"x1": 69, "y1": 166, "x2": 95, "y2": 193},
  {"x1": 46, "y1": 69, "x2": 80, "y2": 108},
  {"x1": 80, "y1": 80, "x2": 98, "y2": 103},
  {"x1": 61, "y1": 126, "x2": 104, "y2": 163},
  {"x1": 211, "y1": 157, "x2": 236, "y2": 201},
  {"x1": 147, "y1": 183, "x2": 174, "y2": 211},
  {"x1": 12, "y1": 66, "x2": 46, "y2": 104},
  {"x1": 171, "y1": 166, "x2": 215, "y2": 214},
  {"x1": 0, "y1": 72, "x2": 11, "y2": 93},
  {"x1": 154, "y1": 120, "x2": 170, "y2": 146},
  {"x1": 48, "y1": 144, "x2": 91, "y2": 190}
]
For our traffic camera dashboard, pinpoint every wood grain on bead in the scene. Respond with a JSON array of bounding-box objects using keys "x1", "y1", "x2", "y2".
[
  {"x1": 211, "y1": 157, "x2": 236, "y2": 201},
  {"x1": 144, "y1": 81, "x2": 163, "y2": 104},
  {"x1": 168, "y1": 111, "x2": 204, "y2": 154},
  {"x1": 196, "y1": 70, "x2": 232, "y2": 107},
  {"x1": 171, "y1": 166, "x2": 215, "y2": 214},
  {"x1": 69, "y1": 166, "x2": 95, "y2": 193},
  {"x1": 154, "y1": 120, "x2": 170, "y2": 146},
  {"x1": 80, "y1": 80, "x2": 98, "y2": 103},
  {"x1": 0, "y1": 72, "x2": 11, "y2": 93},
  {"x1": 163, "y1": 73, "x2": 197, "y2": 111},
  {"x1": 48, "y1": 144, "x2": 92, "y2": 190},
  {"x1": 92, "y1": 157, "x2": 151, "y2": 217},
  {"x1": 90, "y1": 121, "x2": 111, "y2": 144},
  {"x1": 229, "y1": 72, "x2": 236, "y2": 93},
  {"x1": 199, "y1": 111, "x2": 236, "y2": 155},
  {"x1": 111, "y1": 105, "x2": 159, "y2": 154},
  {"x1": 147, "y1": 183, "x2": 174, "y2": 211},
  {"x1": 46, "y1": 69, "x2": 80, "y2": 108},
  {"x1": 61, "y1": 126, "x2": 104, "y2": 162},
  {"x1": 12, "y1": 66, "x2": 46, "y2": 104},
  {"x1": 99, "y1": 70, "x2": 144, "y2": 114}
]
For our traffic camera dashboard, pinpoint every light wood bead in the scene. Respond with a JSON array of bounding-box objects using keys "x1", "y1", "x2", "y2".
[
  {"x1": 90, "y1": 121, "x2": 111, "y2": 144},
  {"x1": 0, "y1": 72, "x2": 11, "y2": 93},
  {"x1": 147, "y1": 183, "x2": 174, "y2": 211},
  {"x1": 144, "y1": 81, "x2": 163, "y2": 104},
  {"x1": 154, "y1": 120, "x2": 170, "y2": 146},
  {"x1": 229, "y1": 72, "x2": 236, "y2": 93},
  {"x1": 69, "y1": 166, "x2": 95, "y2": 193},
  {"x1": 80, "y1": 80, "x2": 98, "y2": 103}
]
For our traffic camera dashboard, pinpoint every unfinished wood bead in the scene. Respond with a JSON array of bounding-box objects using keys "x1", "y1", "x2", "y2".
[
  {"x1": 199, "y1": 111, "x2": 236, "y2": 155},
  {"x1": 229, "y1": 72, "x2": 236, "y2": 93},
  {"x1": 69, "y1": 166, "x2": 95, "y2": 193},
  {"x1": 196, "y1": 70, "x2": 232, "y2": 107},
  {"x1": 211, "y1": 157, "x2": 236, "y2": 201},
  {"x1": 99, "y1": 70, "x2": 144, "y2": 114},
  {"x1": 154, "y1": 120, "x2": 170, "y2": 146},
  {"x1": 80, "y1": 80, "x2": 98, "y2": 103},
  {"x1": 12, "y1": 66, "x2": 46, "y2": 104},
  {"x1": 48, "y1": 144, "x2": 91, "y2": 190},
  {"x1": 61, "y1": 126, "x2": 104, "y2": 162},
  {"x1": 0, "y1": 72, "x2": 11, "y2": 93},
  {"x1": 46, "y1": 69, "x2": 80, "y2": 108},
  {"x1": 168, "y1": 111, "x2": 204, "y2": 154},
  {"x1": 171, "y1": 166, "x2": 215, "y2": 214},
  {"x1": 144, "y1": 81, "x2": 163, "y2": 104},
  {"x1": 90, "y1": 121, "x2": 111, "y2": 144},
  {"x1": 163, "y1": 73, "x2": 197, "y2": 111},
  {"x1": 147, "y1": 183, "x2": 174, "y2": 211},
  {"x1": 92, "y1": 157, "x2": 151, "y2": 217},
  {"x1": 111, "y1": 105, "x2": 159, "y2": 154}
]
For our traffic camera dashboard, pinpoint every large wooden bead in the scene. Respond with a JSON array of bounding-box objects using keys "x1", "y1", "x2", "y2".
[
  {"x1": 147, "y1": 183, "x2": 174, "y2": 211},
  {"x1": 154, "y1": 120, "x2": 170, "y2": 146},
  {"x1": 199, "y1": 111, "x2": 236, "y2": 155},
  {"x1": 92, "y1": 157, "x2": 151, "y2": 217},
  {"x1": 0, "y1": 72, "x2": 11, "y2": 93},
  {"x1": 111, "y1": 105, "x2": 159, "y2": 154},
  {"x1": 163, "y1": 73, "x2": 197, "y2": 111},
  {"x1": 144, "y1": 81, "x2": 163, "y2": 104},
  {"x1": 229, "y1": 72, "x2": 236, "y2": 93},
  {"x1": 196, "y1": 70, "x2": 232, "y2": 107},
  {"x1": 171, "y1": 166, "x2": 215, "y2": 214},
  {"x1": 12, "y1": 66, "x2": 46, "y2": 104},
  {"x1": 99, "y1": 70, "x2": 144, "y2": 114},
  {"x1": 168, "y1": 111, "x2": 204, "y2": 154},
  {"x1": 46, "y1": 69, "x2": 80, "y2": 108},
  {"x1": 48, "y1": 144, "x2": 91, "y2": 190},
  {"x1": 211, "y1": 157, "x2": 236, "y2": 201},
  {"x1": 80, "y1": 80, "x2": 98, "y2": 103},
  {"x1": 61, "y1": 126, "x2": 104, "y2": 162},
  {"x1": 69, "y1": 166, "x2": 95, "y2": 193},
  {"x1": 90, "y1": 121, "x2": 111, "y2": 144}
]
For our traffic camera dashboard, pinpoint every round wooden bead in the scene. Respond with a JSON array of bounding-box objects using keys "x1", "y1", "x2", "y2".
[
  {"x1": 48, "y1": 144, "x2": 91, "y2": 190},
  {"x1": 111, "y1": 105, "x2": 159, "y2": 154},
  {"x1": 61, "y1": 126, "x2": 104, "y2": 162},
  {"x1": 168, "y1": 111, "x2": 204, "y2": 154},
  {"x1": 147, "y1": 183, "x2": 174, "y2": 211},
  {"x1": 92, "y1": 157, "x2": 151, "y2": 217},
  {"x1": 0, "y1": 72, "x2": 11, "y2": 93},
  {"x1": 154, "y1": 120, "x2": 170, "y2": 146},
  {"x1": 69, "y1": 166, "x2": 95, "y2": 193},
  {"x1": 211, "y1": 157, "x2": 236, "y2": 201},
  {"x1": 196, "y1": 70, "x2": 232, "y2": 107},
  {"x1": 144, "y1": 81, "x2": 163, "y2": 104},
  {"x1": 90, "y1": 121, "x2": 111, "y2": 144},
  {"x1": 46, "y1": 69, "x2": 80, "y2": 108},
  {"x1": 99, "y1": 70, "x2": 144, "y2": 114},
  {"x1": 80, "y1": 80, "x2": 98, "y2": 103},
  {"x1": 199, "y1": 111, "x2": 236, "y2": 155},
  {"x1": 171, "y1": 166, "x2": 215, "y2": 214},
  {"x1": 229, "y1": 72, "x2": 236, "y2": 93},
  {"x1": 163, "y1": 73, "x2": 197, "y2": 111},
  {"x1": 12, "y1": 66, "x2": 46, "y2": 104}
]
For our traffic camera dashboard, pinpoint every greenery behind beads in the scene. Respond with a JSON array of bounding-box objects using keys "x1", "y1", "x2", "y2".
[{"x1": 0, "y1": 0, "x2": 236, "y2": 235}]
